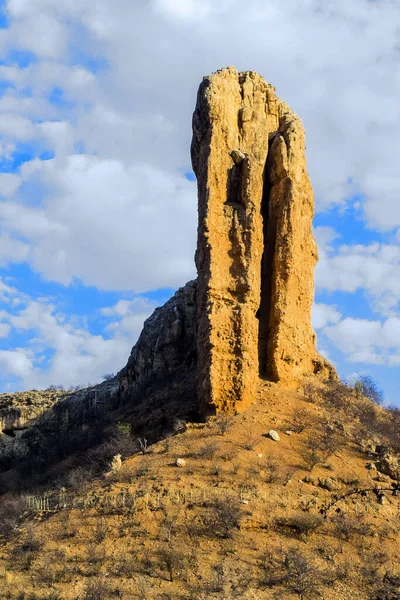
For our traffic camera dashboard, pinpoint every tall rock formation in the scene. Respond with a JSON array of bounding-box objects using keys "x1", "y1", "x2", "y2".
[
  {"x1": 191, "y1": 67, "x2": 330, "y2": 416},
  {"x1": 1, "y1": 68, "x2": 333, "y2": 473}
]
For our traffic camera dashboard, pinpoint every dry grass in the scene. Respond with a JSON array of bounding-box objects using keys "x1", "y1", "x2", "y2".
[{"x1": 0, "y1": 381, "x2": 399, "y2": 599}]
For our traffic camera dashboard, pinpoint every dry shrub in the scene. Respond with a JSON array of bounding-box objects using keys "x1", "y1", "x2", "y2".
[
  {"x1": 67, "y1": 466, "x2": 94, "y2": 491},
  {"x1": 0, "y1": 495, "x2": 25, "y2": 538},
  {"x1": 81, "y1": 579, "x2": 111, "y2": 600},
  {"x1": 290, "y1": 407, "x2": 313, "y2": 434},
  {"x1": 264, "y1": 456, "x2": 280, "y2": 484},
  {"x1": 259, "y1": 547, "x2": 324, "y2": 598},
  {"x1": 301, "y1": 437, "x2": 323, "y2": 471},
  {"x1": 243, "y1": 430, "x2": 257, "y2": 450},
  {"x1": 330, "y1": 512, "x2": 372, "y2": 542},
  {"x1": 205, "y1": 496, "x2": 242, "y2": 539},
  {"x1": 322, "y1": 380, "x2": 354, "y2": 413},
  {"x1": 275, "y1": 512, "x2": 323, "y2": 542},
  {"x1": 157, "y1": 545, "x2": 185, "y2": 582},
  {"x1": 302, "y1": 382, "x2": 318, "y2": 403},
  {"x1": 355, "y1": 374, "x2": 383, "y2": 406},
  {"x1": 214, "y1": 414, "x2": 234, "y2": 436},
  {"x1": 198, "y1": 441, "x2": 218, "y2": 460},
  {"x1": 302, "y1": 427, "x2": 344, "y2": 470}
]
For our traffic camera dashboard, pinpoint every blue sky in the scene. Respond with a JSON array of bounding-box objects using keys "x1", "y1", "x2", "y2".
[{"x1": 0, "y1": 0, "x2": 399, "y2": 405}]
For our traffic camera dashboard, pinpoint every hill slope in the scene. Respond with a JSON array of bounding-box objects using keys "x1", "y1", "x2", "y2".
[{"x1": 0, "y1": 379, "x2": 399, "y2": 600}]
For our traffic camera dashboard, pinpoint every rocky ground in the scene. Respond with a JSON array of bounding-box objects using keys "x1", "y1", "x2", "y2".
[{"x1": 0, "y1": 378, "x2": 399, "y2": 599}]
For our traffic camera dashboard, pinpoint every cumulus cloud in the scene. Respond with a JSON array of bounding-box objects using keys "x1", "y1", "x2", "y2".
[
  {"x1": 0, "y1": 0, "x2": 400, "y2": 392},
  {"x1": 312, "y1": 303, "x2": 342, "y2": 330},
  {"x1": 316, "y1": 242, "x2": 400, "y2": 315},
  {"x1": 0, "y1": 0, "x2": 398, "y2": 294},
  {"x1": 1, "y1": 155, "x2": 197, "y2": 291},
  {"x1": 324, "y1": 316, "x2": 400, "y2": 365},
  {"x1": 0, "y1": 277, "x2": 156, "y2": 390}
]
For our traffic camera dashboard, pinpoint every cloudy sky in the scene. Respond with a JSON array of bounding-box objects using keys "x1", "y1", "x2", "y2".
[{"x1": 0, "y1": 0, "x2": 399, "y2": 404}]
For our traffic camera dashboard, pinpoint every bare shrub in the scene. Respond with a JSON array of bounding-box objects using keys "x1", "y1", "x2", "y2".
[
  {"x1": 162, "y1": 434, "x2": 173, "y2": 453},
  {"x1": 322, "y1": 380, "x2": 353, "y2": 413},
  {"x1": 355, "y1": 374, "x2": 383, "y2": 406},
  {"x1": 380, "y1": 406, "x2": 400, "y2": 453},
  {"x1": 290, "y1": 407, "x2": 312, "y2": 434},
  {"x1": 67, "y1": 466, "x2": 93, "y2": 491},
  {"x1": 302, "y1": 382, "x2": 318, "y2": 403},
  {"x1": 214, "y1": 414, "x2": 234, "y2": 436},
  {"x1": 198, "y1": 441, "x2": 218, "y2": 460},
  {"x1": 275, "y1": 512, "x2": 323, "y2": 542},
  {"x1": 102, "y1": 373, "x2": 115, "y2": 381},
  {"x1": 331, "y1": 512, "x2": 372, "y2": 542},
  {"x1": 264, "y1": 456, "x2": 280, "y2": 484},
  {"x1": 161, "y1": 511, "x2": 178, "y2": 542},
  {"x1": 33, "y1": 550, "x2": 68, "y2": 584},
  {"x1": 316, "y1": 426, "x2": 344, "y2": 460},
  {"x1": 209, "y1": 563, "x2": 225, "y2": 592},
  {"x1": 301, "y1": 437, "x2": 323, "y2": 471},
  {"x1": 157, "y1": 546, "x2": 185, "y2": 582},
  {"x1": 243, "y1": 430, "x2": 257, "y2": 450},
  {"x1": 206, "y1": 496, "x2": 242, "y2": 539},
  {"x1": 81, "y1": 579, "x2": 111, "y2": 600},
  {"x1": 373, "y1": 571, "x2": 400, "y2": 600},
  {"x1": 259, "y1": 547, "x2": 323, "y2": 598},
  {"x1": 0, "y1": 495, "x2": 25, "y2": 538},
  {"x1": 94, "y1": 521, "x2": 107, "y2": 544},
  {"x1": 357, "y1": 400, "x2": 378, "y2": 429}
]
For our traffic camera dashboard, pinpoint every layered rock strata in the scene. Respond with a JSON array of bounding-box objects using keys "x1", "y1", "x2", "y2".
[{"x1": 191, "y1": 67, "x2": 330, "y2": 416}]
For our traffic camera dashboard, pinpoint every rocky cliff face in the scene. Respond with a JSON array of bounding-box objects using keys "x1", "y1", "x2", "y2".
[
  {"x1": 118, "y1": 280, "x2": 198, "y2": 426},
  {"x1": 192, "y1": 67, "x2": 332, "y2": 416}
]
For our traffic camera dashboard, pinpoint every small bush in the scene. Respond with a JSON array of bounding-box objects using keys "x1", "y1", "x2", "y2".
[
  {"x1": 67, "y1": 466, "x2": 94, "y2": 491},
  {"x1": 243, "y1": 430, "x2": 257, "y2": 450},
  {"x1": 214, "y1": 414, "x2": 234, "y2": 436},
  {"x1": 322, "y1": 380, "x2": 353, "y2": 413},
  {"x1": 301, "y1": 437, "x2": 323, "y2": 471},
  {"x1": 302, "y1": 382, "x2": 318, "y2": 403},
  {"x1": 81, "y1": 579, "x2": 111, "y2": 600},
  {"x1": 157, "y1": 546, "x2": 185, "y2": 582},
  {"x1": 0, "y1": 495, "x2": 25, "y2": 538},
  {"x1": 275, "y1": 513, "x2": 323, "y2": 542},
  {"x1": 290, "y1": 407, "x2": 312, "y2": 434},
  {"x1": 331, "y1": 512, "x2": 372, "y2": 542},
  {"x1": 264, "y1": 456, "x2": 280, "y2": 484},
  {"x1": 198, "y1": 441, "x2": 218, "y2": 460},
  {"x1": 259, "y1": 547, "x2": 323, "y2": 598},
  {"x1": 355, "y1": 374, "x2": 383, "y2": 406},
  {"x1": 206, "y1": 496, "x2": 242, "y2": 539}
]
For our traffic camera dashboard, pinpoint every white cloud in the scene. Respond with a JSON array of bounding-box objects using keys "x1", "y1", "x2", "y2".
[
  {"x1": 1, "y1": 155, "x2": 197, "y2": 291},
  {"x1": 0, "y1": 173, "x2": 21, "y2": 197},
  {"x1": 0, "y1": 234, "x2": 30, "y2": 266},
  {"x1": 324, "y1": 316, "x2": 400, "y2": 365},
  {"x1": 0, "y1": 323, "x2": 11, "y2": 337},
  {"x1": 0, "y1": 281, "x2": 156, "y2": 390},
  {"x1": 316, "y1": 242, "x2": 400, "y2": 315},
  {"x1": 0, "y1": 348, "x2": 34, "y2": 378},
  {"x1": 312, "y1": 303, "x2": 342, "y2": 330}
]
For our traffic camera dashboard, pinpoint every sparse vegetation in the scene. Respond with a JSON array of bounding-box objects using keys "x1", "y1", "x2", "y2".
[
  {"x1": 206, "y1": 496, "x2": 242, "y2": 539},
  {"x1": 355, "y1": 373, "x2": 384, "y2": 405},
  {"x1": 1, "y1": 380, "x2": 399, "y2": 599},
  {"x1": 275, "y1": 512, "x2": 323, "y2": 542},
  {"x1": 290, "y1": 406, "x2": 312, "y2": 433}
]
